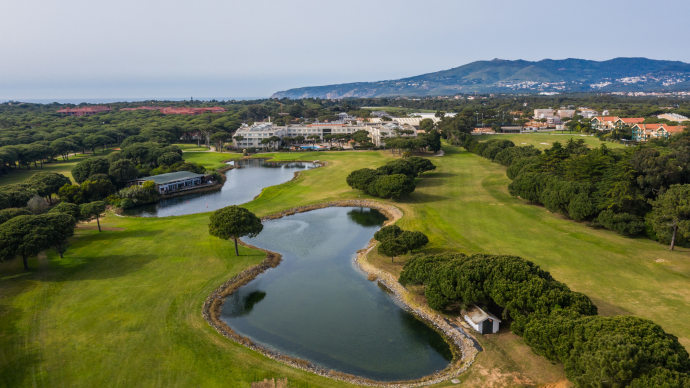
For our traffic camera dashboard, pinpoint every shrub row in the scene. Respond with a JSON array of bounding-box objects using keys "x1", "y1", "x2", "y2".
[{"x1": 399, "y1": 253, "x2": 690, "y2": 387}]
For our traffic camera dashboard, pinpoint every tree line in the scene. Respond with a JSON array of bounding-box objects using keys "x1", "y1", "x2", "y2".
[
  {"x1": 399, "y1": 252, "x2": 690, "y2": 387},
  {"x1": 453, "y1": 133, "x2": 690, "y2": 249}
]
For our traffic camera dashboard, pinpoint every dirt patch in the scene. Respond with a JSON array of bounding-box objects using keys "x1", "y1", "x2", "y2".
[
  {"x1": 251, "y1": 378, "x2": 288, "y2": 388},
  {"x1": 470, "y1": 365, "x2": 532, "y2": 387},
  {"x1": 542, "y1": 379, "x2": 572, "y2": 388}
]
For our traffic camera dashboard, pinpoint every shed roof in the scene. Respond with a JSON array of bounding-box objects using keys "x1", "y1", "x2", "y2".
[
  {"x1": 136, "y1": 171, "x2": 205, "y2": 184},
  {"x1": 465, "y1": 306, "x2": 501, "y2": 324}
]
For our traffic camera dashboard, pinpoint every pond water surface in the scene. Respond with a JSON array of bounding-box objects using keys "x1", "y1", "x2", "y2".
[
  {"x1": 221, "y1": 207, "x2": 452, "y2": 381},
  {"x1": 128, "y1": 159, "x2": 317, "y2": 217}
]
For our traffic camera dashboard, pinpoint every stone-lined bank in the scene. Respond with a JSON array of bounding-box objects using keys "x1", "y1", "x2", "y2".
[{"x1": 202, "y1": 199, "x2": 479, "y2": 387}]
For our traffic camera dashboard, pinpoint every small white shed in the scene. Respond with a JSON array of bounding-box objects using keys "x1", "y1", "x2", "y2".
[{"x1": 463, "y1": 305, "x2": 501, "y2": 334}]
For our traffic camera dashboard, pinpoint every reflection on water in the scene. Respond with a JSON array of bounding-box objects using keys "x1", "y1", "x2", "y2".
[
  {"x1": 127, "y1": 159, "x2": 317, "y2": 217},
  {"x1": 224, "y1": 290, "x2": 267, "y2": 317},
  {"x1": 347, "y1": 208, "x2": 388, "y2": 227},
  {"x1": 221, "y1": 207, "x2": 451, "y2": 381}
]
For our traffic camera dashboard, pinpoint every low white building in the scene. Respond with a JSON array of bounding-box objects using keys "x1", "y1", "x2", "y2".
[
  {"x1": 578, "y1": 108, "x2": 599, "y2": 119},
  {"x1": 657, "y1": 113, "x2": 689, "y2": 123},
  {"x1": 533, "y1": 109, "x2": 555, "y2": 119},
  {"x1": 463, "y1": 306, "x2": 501, "y2": 334},
  {"x1": 557, "y1": 109, "x2": 576, "y2": 119}
]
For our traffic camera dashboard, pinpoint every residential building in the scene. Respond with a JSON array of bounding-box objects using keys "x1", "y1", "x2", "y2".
[
  {"x1": 591, "y1": 116, "x2": 618, "y2": 131},
  {"x1": 592, "y1": 116, "x2": 645, "y2": 131},
  {"x1": 614, "y1": 117, "x2": 645, "y2": 127},
  {"x1": 57, "y1": 106, "x2": 111, "y2": 116},
  {"x1": 472, "y1": 127, "x2": 495, "y2": 135},
  {"x1": 120, "y1": 106, "x2": 225, "y2": 115},
  {"x1": 533, "y1": 109, "x2": 554, "y2": 119},
  {"x1": 132, "y1": 171, "x2": 211, "y2": 195},
  {"x1": 657, "y1": 113, "x2": 689, "y2": 123},
  {"x1": 578, "y1": 108, "x2": 599, "y2": 119},
  {"x1": 233, "y1": 123, "x2": 287, "y2": 149},
  {"x1": 631, "y1": 123, "x2": 685, "y2": 142},
  {"x1": 557, "y1": 109, "x2": 576, "y2": 119}
]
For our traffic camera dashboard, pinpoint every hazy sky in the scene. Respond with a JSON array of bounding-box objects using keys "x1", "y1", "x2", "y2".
[{"x1": 2, "y1": 0, "x2": 689, "y2": 101}]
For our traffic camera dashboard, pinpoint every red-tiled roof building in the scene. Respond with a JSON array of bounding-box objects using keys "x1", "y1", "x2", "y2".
[{"x1": 57, "y1": 106, "x2": 111, "y2": 116}]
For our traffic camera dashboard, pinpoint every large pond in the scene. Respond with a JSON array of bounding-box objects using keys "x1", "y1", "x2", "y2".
[
  {"x1": 221, "y1": 207, "x2": 452, "y2": 381},
  {"x1": 128, "y1": 159, "x2": 317, "y2": 217}
]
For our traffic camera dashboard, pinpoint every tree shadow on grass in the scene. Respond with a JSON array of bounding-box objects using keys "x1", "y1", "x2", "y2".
[
  {"x1": 416, "y1": 179, "x2": 445, "y2": 187},
  {"x1": 400, "y1": 191, "x2": 448, "y2": 204},
  {"x1": 0, "y1": 304, "x2": 41, "y2": 388},
  {"x1": 421, "y1": 172, "x2": 456, "y2": 179},
  {"x1": 74, "y1": 228, "x2": 162, "y2": 243},
  {"x1": 46, "y1": 254, "x2": 158, "y2": 282}
]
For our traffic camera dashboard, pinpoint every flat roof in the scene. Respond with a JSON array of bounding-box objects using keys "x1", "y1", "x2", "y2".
[
  {"x1": 465, "y1": 306, "x2": 501, "y2": 324},
  {"x1": 136, "y1": 171, "x2": 205, "y2": 184}
]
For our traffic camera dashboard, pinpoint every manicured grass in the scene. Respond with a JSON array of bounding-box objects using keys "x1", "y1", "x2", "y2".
[
  {"x1": 174, "y1": 143, "x2": 212, "y2": 152},
  {"x1": 0, "y1": 152, "x2": 107, "y2": 185},
  {"x1": 181, "y1": 151, "x2": 242, "y2": 171},
  {"x1": 2, "y1": 147, "x2": 689, "y2": 387},
  {"x1": 476, "y1": 132, "x2": 626, "y2": 149}
]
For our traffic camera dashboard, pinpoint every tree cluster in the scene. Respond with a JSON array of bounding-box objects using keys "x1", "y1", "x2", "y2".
[
  {"x1": 373, "y1": 225, "x2": 428, "y2": 262},
  {"x1": 455, "y1": 132, "x2": 690, "y2": 249},
  {"x1": 346, "y1": 156, "x2": 436, "y2": 200},
  {"x1": 399, "y1": 253, "x2": 690, "y2": 387}
]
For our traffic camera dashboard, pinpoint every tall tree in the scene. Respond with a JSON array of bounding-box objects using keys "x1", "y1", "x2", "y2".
[
  {"x1": 0, "y1": 214, "x2": 74, "y2": 269},
  {"x1": 80, "y1": 201, "x2": 106, "y2": 232},
  {"x1": 209, "y1": 206, "x2": 263, "y2": 256},
  {"x1": 27, "y1": 172, "x2": 71, "y2": 204},
  {"x1": 649, "y1": 184, "x2": 690, "y2": 250}
]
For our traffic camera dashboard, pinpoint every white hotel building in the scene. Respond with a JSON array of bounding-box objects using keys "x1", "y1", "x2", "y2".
[{"x1": 233, "y1": 120, "x2": 415, "y2": 149}]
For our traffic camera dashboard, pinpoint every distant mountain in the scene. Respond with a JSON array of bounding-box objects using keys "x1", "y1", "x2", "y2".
[{"x1": 272, "y1": 58, "x2": 690, "y2": 98}]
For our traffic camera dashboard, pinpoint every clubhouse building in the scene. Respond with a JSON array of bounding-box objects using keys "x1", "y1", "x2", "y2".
[{"x1": 132, "y1": 171, "x2": 213, "y2": 195}]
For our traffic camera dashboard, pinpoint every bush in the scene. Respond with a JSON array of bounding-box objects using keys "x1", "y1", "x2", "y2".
[
  {"x1": 494, "y1": 146, "x2": 541, "y2": 167},
  {"x1": 399, "y1": 252, "x2": 465, "y2": 285},
  {"x1": 567, "y1": 193, "x2": 596, "y2": 221},
  {"x1": 48, "y1": 202, "x2": 81, "y2": 220},
  {"x1": 369, "y1": 174, "x2": 415, "y2": 199},
  {"x1": 376, "y1": 159, "x2": 417, "y2": 178},
  {"x1": 72, "y1": 158, "x2": 110, "y2": 183},
  {"x1": 508, "y1": 172, "x2": 550, "y2": 203},
  {"x1": 346, "y1": 168, "x2": 380, "y2": 191},
  {"x1": 116, "y1": 181, "x2": 159, "y2": 208},
  {"x1": 404, "y1": 156, "x2": 436, "y2": 175},
  {"x1": 374, "y1": 225, "x2": 401, "y2": 241},
  {"x1": 0, "y1": 207, "x2": 31, "y2": 225},
  {"x1": 506, "y1": 156, "x2": 541, "y2": 180},
  {"x1": 596, "y1": 210, "x2": 646, "y2": 236}
]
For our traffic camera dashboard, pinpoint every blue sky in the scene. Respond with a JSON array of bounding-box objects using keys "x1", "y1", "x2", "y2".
[{"x1": 1, "y1": 0, "x2": 689, "y2": 101}]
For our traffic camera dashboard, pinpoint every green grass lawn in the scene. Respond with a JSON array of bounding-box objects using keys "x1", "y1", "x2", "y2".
[
  {"x1": 181, "y1": 151, "x2": 242, "y2": 171},
  {"x1": 174, "y1": 143, "x2": 212, "y2": 152},
  {"x1": 0, "y1": 152, "x2": 109, "y2": 185},
  {"x1": 1, "y1": 147, "x2": 689, "y2": 387},
  {"x1": 476, "y1": 132, "x2": 626, "y2": 150}
]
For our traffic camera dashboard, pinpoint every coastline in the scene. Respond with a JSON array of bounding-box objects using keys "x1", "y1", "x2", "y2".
[{"x1": 202, "y1": 199, "x2": 479, "y2": 387}]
